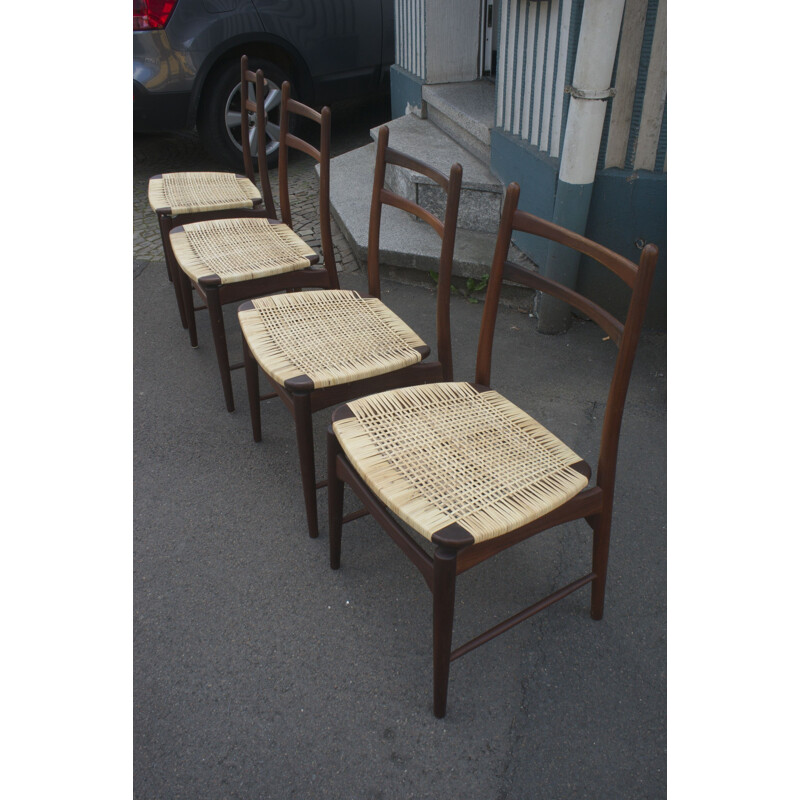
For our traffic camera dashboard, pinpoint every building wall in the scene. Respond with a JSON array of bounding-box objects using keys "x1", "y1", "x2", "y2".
[
  {"x1": 494, "y1": 0, "x2": 666, "y2": 174},
  {"x1": 495, "y1": 0, "x2": 579, "y2": 159},
  {"x1": 394, "y1": 0, "x2": 483, "y2": 84},
  {"x1": 601, "y1": 0, "x2": 667, "y2": 173},
  {"x1": 492, "y1": 0, "x2": 666, "y2": 328},
  {"x1": 395, "y1": 0, "x2": 426, "y2": 79},
  {"x1": 390, "y1": 0, "x2": 667, "y2": 328}
]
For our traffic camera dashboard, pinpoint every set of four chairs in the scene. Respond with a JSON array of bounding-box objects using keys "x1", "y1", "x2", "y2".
[{"x1": 148, "y1": 57, "x2": 658, "y2": 718}]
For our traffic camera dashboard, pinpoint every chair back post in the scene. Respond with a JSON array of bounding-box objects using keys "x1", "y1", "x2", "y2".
[
  {"x1": 317, "y1": 105, "x2": 339, "y2": 288},
  {"x1": 366, "y1": 126, "x2": 390, "y2": 299},
  {"x1": 476, "y1": 179, "x2": 658, "y2": 508},
  {"x1": 594, "y1": 242, "x2": 657, "y2": 499},
  {"x1": 253, "y1": 68, "x2": 277, "y2": 218},
  {"x1": 239, "y1": 55, "x2": 254, "y2": 183},
  {"x1": 475, "y1": 182, "x2": 521, "y2": 387},
  {"x1": 366, "y1": 126, "x2": 462, "y2": 378},
  {"x1": 274, "y1": 81, "x2": 337, "y2": 286},
  {"x1": 278, "y1": 81, "x2": 292, "y2": 227},
  {"x1": 434, "y1": 162, "x2": 462, "y2": 381}
]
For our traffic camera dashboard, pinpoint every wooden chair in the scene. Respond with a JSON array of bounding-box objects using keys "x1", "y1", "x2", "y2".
[
  {"x1": 326, "y1": 181, "x2": 658, "y2": 717},
  {"x1": 168, "y1": 78, "x2": 339, "y2": 413},
  {"x1": 148, "y1": 55, "x2": 276, "y2": 329},
  {"x1": 237, "y1": 125, "x2": 463, "y2": 539}
]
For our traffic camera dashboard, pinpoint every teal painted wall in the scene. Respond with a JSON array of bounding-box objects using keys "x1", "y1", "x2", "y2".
[
  {"x1": 490, "y1": 128, "x2": 666, "y2": 330},
  {"x1": 389, "y1": 66, "x2": 424, "y2": 121},
  {"x1": 580, "y1": 169, "x2": 666, "y2": 329},
  {"x1": 490, "y1": 128, "x2": 558, "y2": 264}
]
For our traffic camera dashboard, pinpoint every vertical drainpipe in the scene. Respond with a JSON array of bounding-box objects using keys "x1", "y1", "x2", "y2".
[{"x1": 536, "y1": 0, "x2": 627, "y2": 334}]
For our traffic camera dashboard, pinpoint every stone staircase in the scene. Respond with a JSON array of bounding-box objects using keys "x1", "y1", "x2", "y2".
[
  {"x1": 422, "y1": 80, "x2": 495, "y2": 164},
  {"x1": 328, "y1": 79, "x2": 531, "y2": 301}
]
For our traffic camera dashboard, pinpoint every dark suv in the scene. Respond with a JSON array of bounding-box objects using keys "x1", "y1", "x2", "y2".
[{"x1": 134, "y1": 0, "x2": 394, "y2": 166}]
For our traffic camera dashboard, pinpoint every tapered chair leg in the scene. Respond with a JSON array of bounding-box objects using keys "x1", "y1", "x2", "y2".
[
  {"x1": 292, "y1": 390, "x2": 319, "y2": 538},
  {"x1": 157, "y1": 212, "x2": 188, "y2": 329},
  {"x1": 327, "y1": 428, "x2": 344, "y2": 568},
  {"x1": 590, "y1": 509, "x2": 613, "y2": 620},
  {"x1": 204, "y1": 284, "x2": 235, "y2": 412},
  {"x1": 242, "y1": 332, "x2": 263, "y2": 442},
  {"x1": 432, "y1": 547, "x2": 458, "y2": 718},
  {"x1": 178, "y1": 270, "x2": 198, "y2": 348}
]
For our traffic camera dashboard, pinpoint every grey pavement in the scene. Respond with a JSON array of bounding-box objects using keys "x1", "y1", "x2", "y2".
[{"x1": 134, "y1": 102, "x2": 667, "y2": 799}]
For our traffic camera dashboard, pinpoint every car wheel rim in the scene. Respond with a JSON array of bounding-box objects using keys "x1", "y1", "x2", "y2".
[{"x1": 224, "y1": 78, "x2": 282, "y2": 158}]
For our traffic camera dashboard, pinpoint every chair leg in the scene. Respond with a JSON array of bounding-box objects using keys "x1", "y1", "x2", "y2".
[
  {"x1": 590, "y1": 509, "x2": 613, "y2": 620},
  {"x1": 242, "y1": 331, "x2": 262, "y2": 442},
  {"x1": 292, "y1": 390, "x2": 319, "y2": 538},
  {"x1": 205, "y1": 285, "x2": 235, "y2": 412},
  {"x1": 432, "y1": 547, "x2": 457, "y2": 718},
  {"x1": 178, "y1": 270, "x2": 198, "y2": 348},
  {"x1": 157, "y1": 212, "x2": 188, "y2": 329},
  {"x1": 327, "y1": 428, "x2": 344, "y2": 568}
]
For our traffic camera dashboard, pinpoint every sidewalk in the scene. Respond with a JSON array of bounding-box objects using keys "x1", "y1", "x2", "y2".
[{"x1": 133, "y1": 111, "x2": 666, "y2": 799}]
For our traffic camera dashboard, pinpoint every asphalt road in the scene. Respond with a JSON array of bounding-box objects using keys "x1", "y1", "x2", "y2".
[{"x1": 133, "y1": 101, "x2": 667, "y2": 799}]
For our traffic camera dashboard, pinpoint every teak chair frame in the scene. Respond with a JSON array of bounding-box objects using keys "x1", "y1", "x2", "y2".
[
  {"x1": 172, "y1": 78, "x2": 339, "y2": 413},
  {"x1": 239, "y1": 125, "x2": 463, "y2": 539},
  {"x1": 326, "y1": 181, "x2": 658, "y2": 717},
  {"x1": 152, "y1": 55, "x2": 277, "y2": 329}
]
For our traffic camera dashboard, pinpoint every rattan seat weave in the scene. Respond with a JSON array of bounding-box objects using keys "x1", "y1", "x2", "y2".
[
  {"x1": 332, "y1": 382, "x2": 590, "y2": 544},
  {"x1": 170, "y1": 217, "x2": 317, "y2": 284},
  {"x1": 148, "y1": 172, "x2": 261, "y2": 215},
  {"x1": 238, "y1": 290, "x2": 427, "y2": 390}
]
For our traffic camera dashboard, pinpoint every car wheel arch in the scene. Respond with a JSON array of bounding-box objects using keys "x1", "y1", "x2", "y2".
[{"x1": 187, "y1": 35, "x2": 313, "y2": 128}]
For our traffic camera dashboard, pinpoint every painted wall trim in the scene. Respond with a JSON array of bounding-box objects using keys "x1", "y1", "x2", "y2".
[
  {"x1": 390, "y1": 65, "x2": 425, "y2": 120},
  {"x1": 489, "y1": 127, "x2": 666, "y2": 330},
  {"x1": 490, "y1": 127, "x2": 559, "y2": 265}
]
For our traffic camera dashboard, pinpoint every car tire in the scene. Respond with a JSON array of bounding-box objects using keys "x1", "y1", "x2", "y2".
[{"x1": 197, "y1": 58, "x2": 293, "y2": 170}]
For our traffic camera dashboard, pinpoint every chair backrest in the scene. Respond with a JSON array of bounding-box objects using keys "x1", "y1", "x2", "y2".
[
  {"x1": 476, "y1": 181, "x2": 658, "y2": 498},
  {"x1": 238, "y1": 57, "x2": 277, "y2": 218},
  {"x1": 366, "y1": 125, "x2": 463, "y2": 381},
  {"x1": 255, "y1": 80, "x2": 338, "y2": 288}
]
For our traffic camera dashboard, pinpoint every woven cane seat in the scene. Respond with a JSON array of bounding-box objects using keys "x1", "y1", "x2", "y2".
[
  {"x1": 332, "y1": 382, "x2": 591, "y2": 545},
  {"x1": 238, "y1": 290, "x2": 427, "y2": 390},
  {"x1": 170, "y1": 217, "x2": 317, "y2": 285},
  {"x1": 148, "y1": 172, "x2": 261, "y2": 216}
]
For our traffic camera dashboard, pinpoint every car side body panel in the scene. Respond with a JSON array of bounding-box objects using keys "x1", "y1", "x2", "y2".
[
  {"x1": 250, "y1": 0, "x2": 381, "y2": 82},
  {"x1": 134, "y1": 0, "x2": 392, "y2": 133}
]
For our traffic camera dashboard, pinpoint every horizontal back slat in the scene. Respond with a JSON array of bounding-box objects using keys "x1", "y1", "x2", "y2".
[
  {"x1": 286, "y1": 133, "x2": 321, "y2": 163},
  {"x1": 380, "y1": 188, "x2": 445, "y2": 238},
  {"x1": 502, "y1": 261, "x2": 624, "y2": 344},
  {"x1": 286, "y1": 97, "x2": 322, "y2": 124},
  {"x1": 385, "y1": 147, "x2": 450, "y2": 190},
  {"x1": 511, "y1": 209, "x2": 638, "y2": 288}
]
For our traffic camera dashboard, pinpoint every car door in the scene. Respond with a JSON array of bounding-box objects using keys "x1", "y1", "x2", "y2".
[{"x1": 251, "y1": 0, "x2": 386, "y2": 103}]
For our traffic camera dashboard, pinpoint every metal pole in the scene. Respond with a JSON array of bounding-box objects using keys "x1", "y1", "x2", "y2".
[{"x1": 537, "y1": 0, "x2": 626, "y2": 334}]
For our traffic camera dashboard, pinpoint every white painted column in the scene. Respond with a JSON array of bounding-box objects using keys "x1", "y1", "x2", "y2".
[{"x1": 560, "y1": 0, "x2": 627, "y2": 186}]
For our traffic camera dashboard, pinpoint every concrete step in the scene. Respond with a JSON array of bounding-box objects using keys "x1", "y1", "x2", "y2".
[
  {"x1": 422, "y1": 80, "x2": 496, "y2": 164},
  {"x1": 369, "y1": 115, "x2": 503, "y2": 234}
]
